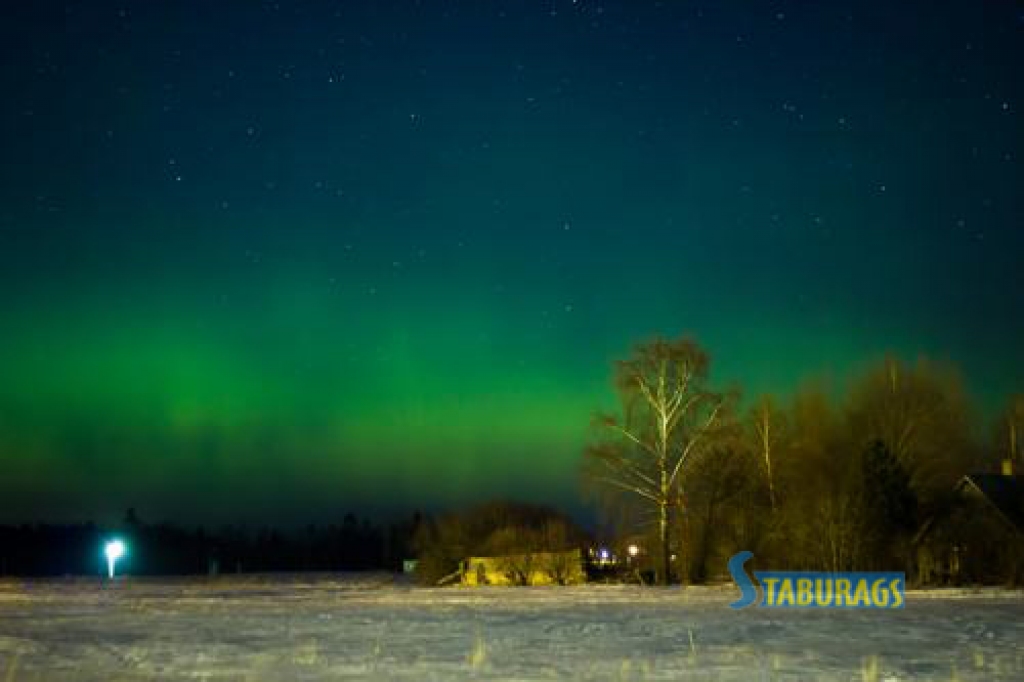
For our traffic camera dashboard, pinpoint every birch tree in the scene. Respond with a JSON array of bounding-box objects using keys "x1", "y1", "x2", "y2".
[
  {"x1": 583, "y1": 337, "x2": 728, "y2": 584},
  {"x1": 748, "y1": 395, "x2": 786, "y2": 511}
]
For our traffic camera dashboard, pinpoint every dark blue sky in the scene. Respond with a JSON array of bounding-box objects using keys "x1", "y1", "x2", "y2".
[{"x1": 0, "y1": 0, "x2": 1021, "y2": 524}]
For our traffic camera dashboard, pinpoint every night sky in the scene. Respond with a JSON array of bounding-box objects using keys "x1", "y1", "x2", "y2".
[{"x1": 1, "y1": 1, "x2": 1022, "y2": 525}]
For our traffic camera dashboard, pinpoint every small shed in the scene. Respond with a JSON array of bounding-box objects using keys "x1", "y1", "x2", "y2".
[{"x1": 461, "y1": 549, "x2": 586, "y2": 586}]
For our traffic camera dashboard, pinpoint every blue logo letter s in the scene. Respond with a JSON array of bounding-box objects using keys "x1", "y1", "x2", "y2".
[{"x1": 728, "y1": 551, "x2": 758, "y2": 610}]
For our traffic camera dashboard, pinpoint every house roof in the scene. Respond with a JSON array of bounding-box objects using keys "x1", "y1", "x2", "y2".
[
  {"x1": 914, "y1": 473, "x2": 1024, "y2": 545},
  {"x1": 959, "y1": 474, "x2": 1024, "y2": 533}
]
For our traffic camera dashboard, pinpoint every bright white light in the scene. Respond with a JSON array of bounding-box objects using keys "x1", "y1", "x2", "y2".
[
  {"x1": 627, "y1": 544, "x2": 639, "y2": 557},
  {"x1": 105, "y1": 540, "x2": 125, "y2": 561},
  {"x1": 105, "y1": 539, "x2": 126, "y2": 579},
  {"x1": 598, "y1": 548, "x2": 610, "y2": 561}
]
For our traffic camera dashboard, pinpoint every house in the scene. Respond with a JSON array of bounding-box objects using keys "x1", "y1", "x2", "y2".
[
  {"x1": 914, "y1": 460, "x2": 1024, "y2": 585},
  {"x1": 460, "y1": 549, "x2": 586, "y2": 586}
]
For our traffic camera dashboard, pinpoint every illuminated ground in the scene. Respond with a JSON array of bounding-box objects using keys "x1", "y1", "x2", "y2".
[{"x1": 0, "y1": 575, "x2": 1021, "y2": 681}]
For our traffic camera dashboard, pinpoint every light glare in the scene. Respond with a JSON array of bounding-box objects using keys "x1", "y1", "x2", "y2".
[{"x1": 104, "y1": 539, "x2": 127, "y2": 578}]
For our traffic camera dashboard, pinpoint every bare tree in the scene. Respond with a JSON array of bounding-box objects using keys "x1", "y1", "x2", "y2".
[
  {"x1": 583, "y1": 337, "x2": 728, "y2": 584},
  {"x1": 775, "y1": 382, "x2": 856, "y2": 570},
  {"x1": 485, "y1": 526, "x2": 539, "y2": 585},
  {"x1": 748, "y1": 394, "x2": 786, "y2": 511},
  {"x1": 1000, "y1": 394, "x2": 1024, "y2": 470},
  {"x1": 679, "y1": 442, "x2": 752, "y2": 582},
  {"x1": 846, "y1": 355, "x2": 973, "y2": 500}
]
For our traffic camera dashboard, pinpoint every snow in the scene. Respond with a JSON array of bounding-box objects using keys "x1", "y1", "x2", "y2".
[{"x1": 0, "y1": 575, "x2": 1022, "y2": 680}]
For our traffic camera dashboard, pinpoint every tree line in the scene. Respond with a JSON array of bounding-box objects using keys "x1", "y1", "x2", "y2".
[
  {"x1": 583, "y1": 336, "x2": 1023, "y2": 586},
  {"x1": 0, "y1": 510, "x2": 422, "y2": 576}
]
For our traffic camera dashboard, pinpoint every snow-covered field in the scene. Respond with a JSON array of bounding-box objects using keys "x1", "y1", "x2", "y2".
[{"x1": 0, "y1": 575, "x2": 1022, "y2": 681}]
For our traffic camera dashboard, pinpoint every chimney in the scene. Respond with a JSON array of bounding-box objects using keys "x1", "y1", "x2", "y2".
[{"x1": 1002, "y1": 458, "x2": 1015, "y2": 476}]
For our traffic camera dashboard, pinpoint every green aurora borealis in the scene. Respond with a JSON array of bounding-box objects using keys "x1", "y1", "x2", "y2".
[{"x1": 1, "y1": 1, "x2": 1022, "y2": 523}]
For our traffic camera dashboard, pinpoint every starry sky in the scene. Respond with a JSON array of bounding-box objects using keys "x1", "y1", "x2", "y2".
[{"x1": 1, "y1": 0, "x2": 1022, "y2": 525}]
